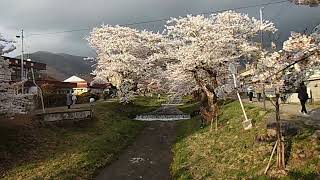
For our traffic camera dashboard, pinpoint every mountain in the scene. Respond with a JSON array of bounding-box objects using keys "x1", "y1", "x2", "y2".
[{"x1": 17, "y1": 51, "x2": 95, "y2": 81}]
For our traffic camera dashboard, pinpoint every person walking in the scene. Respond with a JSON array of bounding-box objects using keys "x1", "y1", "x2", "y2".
[
  {"x1": 256, "y1": 85, "x2": 263, "y2": 102},
  {"x1": 248, "y1": 86, "x2": 254, "y2": 102},
  {"x1": 298, "y1": 82, "x2": 308, "y2": 115},
  {"x1": 66, "y1": 91, "x2": 72, "y2": 109}
]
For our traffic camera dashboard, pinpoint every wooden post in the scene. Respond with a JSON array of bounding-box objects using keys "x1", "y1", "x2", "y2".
[
  {"x1": 263, "y1": 84, "x2": 266, "y2": 110},
  {"x1": 264, "y1": 140, "x2": 278, "y2": 174},
  {"x1": 210, "y1": 116, "x2": 214, "y2": 132},
  {"x1": 232, "y1": 74, "x2": 249, "y2": 122},
  {"x1": 275, "y1": 93, "x2": 285, "y2": 169},
  {"x1": 232, "y1": 74, "x2": 252, "y2": 130},
  {"x1": 215, "y1": 115, "x2": 218, "y2": 131}
]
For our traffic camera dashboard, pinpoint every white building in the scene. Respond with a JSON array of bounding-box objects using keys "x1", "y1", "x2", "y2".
[
  {"x1": 63, "y1": 76, "x2": 88, "y2": 95},
  {"x1": 287, "y1": 70, "x2": 320, "y2": 103}
]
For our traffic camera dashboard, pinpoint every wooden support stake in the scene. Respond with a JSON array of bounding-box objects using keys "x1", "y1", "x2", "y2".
[
  {"x1": 215, "y1": 115, "x2": 218, "y2": 132},
  {"x1": 263, "y1": 84, "x2": 266, "y2": 110},
  {"x1": 264, "y1": 140, "x2": 278, "y2": 174},
  {"x1": 275, "y1": 93, "x2": 285, "y2": 170},
  {"x1": 210, "y1": 116, "x2": 214, "y2": 132}
]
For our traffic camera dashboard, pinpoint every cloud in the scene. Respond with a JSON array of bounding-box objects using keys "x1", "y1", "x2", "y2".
[{"x1": 0, "y1": 0, "x2": 319, "y2": 57}]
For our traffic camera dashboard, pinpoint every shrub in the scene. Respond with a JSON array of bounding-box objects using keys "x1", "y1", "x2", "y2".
[{"x1": 77, "y1": 92, "x2": 100, "y2": 104}]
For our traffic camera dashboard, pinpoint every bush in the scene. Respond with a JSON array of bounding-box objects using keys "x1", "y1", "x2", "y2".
[{"x1": 77, "y1": 92, "x2": 100, "y2": 104}]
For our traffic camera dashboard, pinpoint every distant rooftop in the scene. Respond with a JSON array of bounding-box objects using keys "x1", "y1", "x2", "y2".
[
  {"x1": 1, "y1": 56, "x2": 46, "y2": 70},
  {"x1": 63, "y1": 75, "x2": 86, "y2": 83}
]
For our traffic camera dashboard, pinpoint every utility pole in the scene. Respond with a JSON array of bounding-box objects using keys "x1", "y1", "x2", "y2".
[
  {"x1": 260, "y1": 7, "x2": 264, "y2": 48},
  {"x1": 27, "y1": 59, "x2": 45, "y2": 113},
  {"x1": 260, "y1": 7, "x2": 267, "y2": 110},
  {"x1": 19, "y1": 29, "x2": 25, "y2": 93}
]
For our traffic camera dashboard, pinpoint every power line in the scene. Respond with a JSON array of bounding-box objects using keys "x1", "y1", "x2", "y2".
[
  {"x1": 27, "y1": 28, "x2": 91, "y2": 37},
  {"x1": 200, "y1": 0, "x2": 288, "y2": 15},
  {"x1": 26, "y1": 0, "x2": 288, "y2": 37}
]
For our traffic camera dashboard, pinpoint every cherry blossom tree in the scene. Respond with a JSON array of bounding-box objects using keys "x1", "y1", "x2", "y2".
[
  {"x1": 164, "y1": 11, "x2": 276, "y2": 124},
  {"x1": 290, "y1": 0, "x2": 320, "y2": 6},
  {"x1": 252, "y1": 32, "x2": 320, "y2": 90},
  {"x1": 0, "y1": 34, "x2": 16, "y2": 54},
  {"x1": 87, "y1": 25, "x2": 170, "y2": 102},
  {"x1": 249, "y1": 32, "x2": 320, "y2": 170}
]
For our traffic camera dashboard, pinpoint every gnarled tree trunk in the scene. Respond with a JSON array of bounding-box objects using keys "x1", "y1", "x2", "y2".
[{"x1": 194, "y1": 70, "x2": 219, "y2": 125}]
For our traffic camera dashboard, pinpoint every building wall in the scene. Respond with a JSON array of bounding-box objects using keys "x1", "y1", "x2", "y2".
[
  {"x1": 0, "y1": 57, "x2": 11, "y2": 82},
  {"x1": 73, "y1": 88, "x2": 88, "y2": 95},
  {"x1": 2, "y1": 56, "x2": 46, "y2": 81},
  {"x1": 89, "y1": 88, "x2": 105, "y2": 94},
  {"x1": 286, "y1": 87, "x2": 313, "y2": 103},
  {"x1": 308, "y1": 80, "x2": 320, "y2": 102},
  {"x1": 286, "y1": 93, "x2": 300, "y2": 103}
]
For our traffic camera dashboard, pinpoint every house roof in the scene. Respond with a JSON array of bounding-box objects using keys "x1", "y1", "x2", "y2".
[
  {"x1": 2, "y1": 56, "x2": 46, "y2": 70},
  {"x1": 63, "y1": 75, "x2": 86, "y2": 83}
]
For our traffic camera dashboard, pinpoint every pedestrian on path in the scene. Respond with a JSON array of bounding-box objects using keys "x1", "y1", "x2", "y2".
[
  {"x1": 248, "y1": 86, "x2": 254, "y2": 102},
  {"x1": 298, "y1": 82, "x2": 308, "y2": 115},
  {"x1": 66, "y1": 91, "x2": 73, "y2": 109},
  {"x1": 256, "y1": 85, "x2": 263, "y2": 102},
  {"x1": 72, "y1": 92, "x2": 77, "y2": 105}
]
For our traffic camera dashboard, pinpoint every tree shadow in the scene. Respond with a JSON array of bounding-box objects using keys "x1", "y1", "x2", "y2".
[{"x1": 287, "y1": 171, "x2": 319, "y2": 180}]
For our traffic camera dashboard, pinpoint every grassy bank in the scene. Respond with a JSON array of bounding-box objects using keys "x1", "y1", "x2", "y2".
[
  {"x1": 172, "y1": 101, "x2": 320, "y2": 179},
  {"x1": 1, "y1": 96, "x2": 161, "y2": 179}
]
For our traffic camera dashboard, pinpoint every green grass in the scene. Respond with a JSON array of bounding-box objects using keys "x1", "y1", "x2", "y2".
[
  {"x1": 172, "y1": 101, "x2": 320, "y2": 179},
  {"x1": 1, "y1": 96, "x2": 161, "y2": 180}
]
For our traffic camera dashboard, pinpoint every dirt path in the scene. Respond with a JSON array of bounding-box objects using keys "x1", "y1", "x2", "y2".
[
  {"x1": 244, "y1": 99, "x2": 320, "y2": 129},
  {"x1": 95, "y1": 121, "x2": 177, "y2": 180}
]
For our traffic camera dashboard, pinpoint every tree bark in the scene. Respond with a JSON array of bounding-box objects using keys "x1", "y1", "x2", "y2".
[{"x1": 193, "y1": 71, "x2": 219, "y2": 124}]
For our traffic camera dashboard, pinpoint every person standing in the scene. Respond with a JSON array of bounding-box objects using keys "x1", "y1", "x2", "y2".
[
  {"x1": 72, "y1": 92, "x2": 77, "y2": 105},
  {"x1": 66, "y1": 91, "x2": 72, "y2": 109},
  {"x1": 298, "y1": 82, "x2": 308, "y2": 115}
]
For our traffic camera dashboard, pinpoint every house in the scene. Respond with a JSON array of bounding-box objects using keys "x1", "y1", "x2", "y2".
[
  {"x1": 3, "y1": 56, "x2": 46, "y2": 82},
  {"x1": 2, "y1": 56, "x2": 76, "y2": 94},
  {"x1": 89, "y1": 82, "x2": 111, "y2": 94},
  {"x1": 24, "y1": 80, "x2": 77, "y2": 94},
  {"x1": 63, "y1": 76, "x2": 89, "y2": 95},
  {"x1": 63, "y1": 75, "x2": 111, "y2": 95}
]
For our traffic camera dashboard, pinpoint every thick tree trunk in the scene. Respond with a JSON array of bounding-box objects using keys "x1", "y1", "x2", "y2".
[
  {"x1": 199, "y1": 89, "x2": 218, "y2": 124},
  {"x1": 194, "y1": 71, "x2": 219, "y2": 125}
]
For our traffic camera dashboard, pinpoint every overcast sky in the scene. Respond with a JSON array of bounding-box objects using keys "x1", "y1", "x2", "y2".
[{"x1": 1, "y1": 0, "x2": 319, "y2": 57}]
